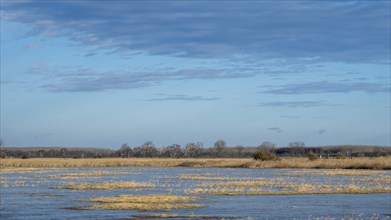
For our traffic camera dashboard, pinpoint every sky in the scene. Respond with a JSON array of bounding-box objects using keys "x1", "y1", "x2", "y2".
[{"x1": 0, "y1": 0, "x2": 390, "y2": 149}]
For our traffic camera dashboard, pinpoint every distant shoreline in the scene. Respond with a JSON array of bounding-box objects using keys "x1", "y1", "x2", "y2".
[{"x1": 1, "y1": 157, "x2": 390, "y2": 170}]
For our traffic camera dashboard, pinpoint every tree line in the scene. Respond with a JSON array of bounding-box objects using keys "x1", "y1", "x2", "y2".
[{"x1": 1, "y1": 139, "x2": 390, "y2": 159}]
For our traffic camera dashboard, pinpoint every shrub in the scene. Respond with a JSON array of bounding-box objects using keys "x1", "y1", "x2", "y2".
[
  {"x1": 253, "y1": 148, "x2": 278, "y2": 161},
  {"x1": 307, "y1": 151, "x2": 318, "y2": 161},
  {"x1": 21, "y1": 155, "x2": 29, "y2": 159},
  {"x1": 336, "y1": 152, "x2": 346, "y2": 159}
]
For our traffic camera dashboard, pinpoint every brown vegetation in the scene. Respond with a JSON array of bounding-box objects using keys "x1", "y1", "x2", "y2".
[
  {"x1": 61, "y1": 181, "x2": 154, "y2": 190},
  {"x1": 72, "y1": 194, "x2": 203, "y2": 211},
  {"x1": 1, "y1": 157, "x2": 390, "y2": 170}
]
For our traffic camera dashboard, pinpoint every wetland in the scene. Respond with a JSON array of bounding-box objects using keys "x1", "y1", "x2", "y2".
[{"x1": 0, "y1": 164, "x2": 390, "y2": 219}]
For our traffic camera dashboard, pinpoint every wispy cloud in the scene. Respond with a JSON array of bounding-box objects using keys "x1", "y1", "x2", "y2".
[
  {"x1": 318, "y1": 129, "x2": 327, "y2": 135},
  {"x1": 261, "y1": 81, "x2": 390, "y2": 95},
  {"x1": 3, "y1": 1, "x2": 389, "y2": 62},
  {"x1": 146, "y1": 94, "x2": 220, "y2": 102},
  {"x1": 24, "y1": 43, "x2": 40, "y2": 50},
  {"x1": 259, "y1": 101, "x2": 338, "y2": 108},
  {"x1": 36, "y1": 66, "x2": 254, "y2": 92},
  {"x1": 268, "y1": 127, "x2": 283, "y2": 133},
  {"x1": 280, "y1": 114, "x2": 300, "y2": 119}
]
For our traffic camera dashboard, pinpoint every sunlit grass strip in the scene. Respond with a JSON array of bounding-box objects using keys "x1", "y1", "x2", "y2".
[
  {"x1": 127, "y1": 214, "x2": 220, "y2": 219},
  {"x1": 187, "y1": 183, "x2": 391, "y2": 195},
  {"x1": 1, "y1": 157, "x2": 390, "y2": 170},
  {"x1": 84, "y1": 194, "x2": 197, "y2": 203},
  {"x1": 49, "y1": 171, "x2": 132, "y2": 180},
  {"x1": 176, "y1": 175, "x2": 276, "y2": 182},
  {"x1": 73, "y1": 194, "x2": 204, "y2": 211},
  {"x1": 0, "y1": 167, "x2": 69, "y2": 174},
  {"x1": 84, "y1": 203, "x2": 203, "y2": 211},
  {"x1": 200, "y1": 180, "x2": 279, "y2": 187},
  {"x1": 286, "y1": 169, "x2": 388, "y2": 176},
  {"x1": 352, "y1": 176, "x2": 391, "y2": 184},
  {"x1": 62, "y1": 181, "x2": 154, "y2": 190},
  {"x1": 65, "y1": 171, "x2": 130, "y2": 176}
]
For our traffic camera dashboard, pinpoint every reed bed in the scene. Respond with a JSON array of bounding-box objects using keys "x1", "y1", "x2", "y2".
[
  {"x1": 1, "y1": 157, "x2": 390, "y2": 170},
  {"x1": 60, "y1": 181, "x2": 154, "y2": 190},
  {"x1": 73, "y1": 194, "x2": 203, "y2": 211}
]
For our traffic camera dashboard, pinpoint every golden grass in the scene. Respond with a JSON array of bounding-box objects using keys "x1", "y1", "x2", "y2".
[
  {"x1": 73, "y1": 194, "x2": 204, "y2": 211},
  {"x1": 61, "y1": 181, "x2": 154, "y2": 190},
  {"x1": 65, "y1": 171, "x2": 130, "y2": 176},
  {"x1": 177, "y1": 174, "x2": 227, "y2": 181},
  {"x1": 199, "y1": 180, "x2": 278, "y2": 187},
  {"x1": 1, "y1": 157, "x2": 390, "y2": 169},
  {"x1": 48, "y1": 171, "x2": 132, "y2": 180},
  {"x1": 0, "y1": 167, "x2": 68, "y2": 174},
  {"x1": 352, "y1": 176, "x2": 391, "y2": 184},
  {"x1": 176, "y1": 175, "x2": 278, "y2": 182},
  {"x1": 184, "y1": 172, "x2": 391, "y2": 195},
  {"x1": 127, "y1": 214, "x2": 219, "y2": 219},
  {"x1": 187, "y1": 183, "x2": 390, "y2": 195}
]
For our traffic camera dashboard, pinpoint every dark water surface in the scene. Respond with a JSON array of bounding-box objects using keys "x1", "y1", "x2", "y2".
[{"x1": 0, "y1": 167, "x2": 390, "y2": 219}]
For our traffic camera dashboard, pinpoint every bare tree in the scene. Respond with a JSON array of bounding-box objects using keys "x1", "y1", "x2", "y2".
[
  {"x1": 162, "y1": 144, "x2": 182, "y2": 158},
  {"x1": 259, "y1": 141, "x2": 276, "y2": 149},
  {"x1": 119, "y1": 143, "x2": 132, "y2": 158},
  {"x1": 288, "y1": 141, "x2": 305, "y2": 156},
  {"x1": 0, "y1": 139, "x2": 5, "y2": 158},
  {"x1": 60, "y1": 148, "x2": 68, "y2": 158},
  {"x1": 214, "y1": 139, "x2": 226, "y2": 158},
  {"x1": 135, "y1": 141, "x2": 159, "y2": 157},
  {"x1": 184, "y1": 142, "x2": 202, "y2": 158},
  {"x1": 236, "y1": 145, "x2": 244, "y2": 157}
]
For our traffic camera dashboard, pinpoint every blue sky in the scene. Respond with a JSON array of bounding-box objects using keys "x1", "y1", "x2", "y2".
[{"x1": 1, "y1": 1, "x2": 390, "y2": 148}]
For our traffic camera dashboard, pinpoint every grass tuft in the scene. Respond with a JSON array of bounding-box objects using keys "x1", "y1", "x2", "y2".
[
  {"x1": 61, "y1": 181, "x2": 154, "y2": 190},
  {"x1": 71, "y1": 194, "x2": 204, "y2": 211}
]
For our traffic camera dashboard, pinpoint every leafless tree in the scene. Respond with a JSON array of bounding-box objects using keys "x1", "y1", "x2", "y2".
[{"x1": 214, "y1": 140, "x2": 226, "y2": 157}]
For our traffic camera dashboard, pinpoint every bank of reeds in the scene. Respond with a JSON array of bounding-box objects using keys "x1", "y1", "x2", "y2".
[{"x1": 0, "y1": 157, "x2": 390, "y2": 170}]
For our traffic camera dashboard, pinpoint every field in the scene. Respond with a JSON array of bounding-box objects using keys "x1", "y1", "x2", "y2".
[{"x1": 1, "y1": 157, "x2": 390, "y2": 170}]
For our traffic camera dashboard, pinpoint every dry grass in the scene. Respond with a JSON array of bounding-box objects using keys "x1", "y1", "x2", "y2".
[
  {"x1": 48, "y1": 171, "x2": 132, "y2": 180},
  {"x1": 187, "y1": 183, "x2": 390, "y2": 195},
  {"x1": 185, "y1": 172, "x2": 391, "y2": 195},
  {"x1": 64, "y1": 171, "x2": 130, "y2": 176},
  {"x1": 287, "y1": 169, "x2": 388, "y2": 176},
  {"x1": 73, "y1": 194, "x2": 204, "y2": 211},
  {"x1": 199, "y1": 180, "x2": 279, "y2": 187},
  {"x1": 352, "y1": 176, "x2": 391, "y2": 184},
  {"x1": 61, "y1": 181, "x2": 154, "y2": 190},
  {"x1": 1, "y1": 157, "x2": 390, "y2": 170},
  {"x1": 127, "y1": 214, "x2": 221, "y2": 219},
  {"x1": 0, "y1": 167, "x2": 68, "y2": 174}
]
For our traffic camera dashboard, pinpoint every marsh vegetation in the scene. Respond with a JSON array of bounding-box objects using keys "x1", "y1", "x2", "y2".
[
  {"x1": 1, "y1": 157, "x2": 390, "y2": 170},
  {"x1": 0, "y1": 165, "x2": 390, "y2": 219}
]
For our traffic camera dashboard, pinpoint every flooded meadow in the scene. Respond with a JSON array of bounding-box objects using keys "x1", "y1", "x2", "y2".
[{"x1": 0, "y1": 166, "x2": 390, "y2": 219}]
